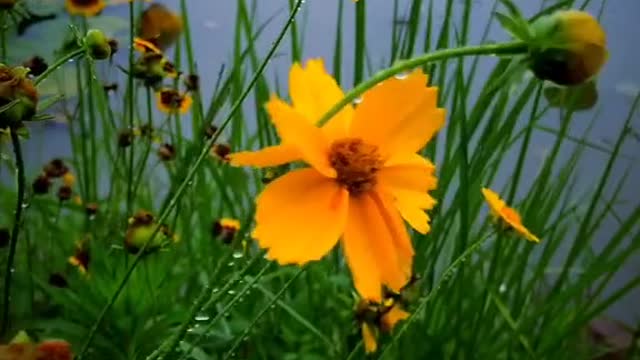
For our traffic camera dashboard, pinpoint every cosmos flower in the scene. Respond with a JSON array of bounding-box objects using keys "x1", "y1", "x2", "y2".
[{"x1": 230, "y1": 59, "x2": 444, "y2": 301}]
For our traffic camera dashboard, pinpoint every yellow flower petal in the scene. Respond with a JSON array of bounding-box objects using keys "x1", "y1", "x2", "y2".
[
  {"x1": 380, "y1": 304, "x2": 410, "y2": 332},
  {"x1": 229, "y1": 144, "x2": 300, "y2": 168},
  {"x1": 289, "y1": 59, "x2": 354, "y2": 139},
  {"x1": 375, "y1": 190, "x2": 415, "y2": 265},
  {"x1": 253, "y1": 169, "x2": 348, "y2": 264},
  {"x1": 342, "y1": 192, "x2": 412, "y2": 302},
  {"x1": 378, "y1": 153, "x2": 437, "y2": 193},
  {"x1": 266, "y1": 97, "x2": 336, "y2": 177},
  {"x1": 350, "y1": 70, "x2": 444, "y2": 157},
  {"x1": 481, "y1": 187, "x2": 540, "y2": 243},
  {"x1": 361, "y1": 323, "x2": 378, "y2": 354}
]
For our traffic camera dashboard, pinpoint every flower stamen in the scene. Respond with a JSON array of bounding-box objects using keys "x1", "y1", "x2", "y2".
[{"x1": 329, "y1": 138, "x2": 383, "y2": 196}]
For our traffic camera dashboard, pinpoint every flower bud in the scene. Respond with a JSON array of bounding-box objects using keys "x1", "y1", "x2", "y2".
[
  {"x1": 529, "y1": 10, "x2": 607, "y2": 86},
  {"x1": 84, "y1": 29, "x2": 112, "y2": 60},
  {"x1": 125, "y1": 210, "x2": 177, "y2": 254},
  {"x1": 0, "y1": 65, "x2": 38, "y2": 127}
]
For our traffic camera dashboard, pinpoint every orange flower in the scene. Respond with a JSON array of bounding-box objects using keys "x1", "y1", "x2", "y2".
[
  {"x1": 133, "y1": 37, "x2": 162, "y2": 55},
  {"x1": 230, "y1": 59, "x2": 445, "y2": 301},
  {"x1": 156, "y1": 88, "x2": 192, "y2": 114},
  {"x1": 138, "y1": 4, "x2": 183, "y2": 51},
  {"x1": 481, "y1": 188, "x2": 540, "y2": 243},
  {"x1": 65, "y1": 0, "x2": 106, "y2": 17}
]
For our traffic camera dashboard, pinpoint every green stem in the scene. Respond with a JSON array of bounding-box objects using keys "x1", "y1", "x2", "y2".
[
  {"x1": 125, "y1": 1, "x2": 136, "y2": 216},
  {"x1": 34, "y1": 48, "x2": 85, "y2": 86},
  {"x1": 0, "y1": 130, "x2": 26, "y2": 336},
  {"x1": 222, "y1": 268, "x2": 305, "y2": 360},
  {"x1": 377, "y1": 232, "x2": 495, "y2": 359},
  {"x1": 317, "y1": 41, "x2": 528, "y2": 127},
  {"x1": 177, "y1": 261, "x2": 272, "y2": 360},
  {"x1": 75, "y1": 2, "x2": 305, "y2": 357},
  {"x1": 1, "y1": 11, "x2": 7, "y2": 63},
  {"x1": 353, "y1": 0, "x2": 366, "y2": 86}
]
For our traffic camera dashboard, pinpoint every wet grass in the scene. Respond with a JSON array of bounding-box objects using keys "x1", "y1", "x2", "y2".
[{"x1": 0, "y1": 0, "x2": 639, "y2": 359}]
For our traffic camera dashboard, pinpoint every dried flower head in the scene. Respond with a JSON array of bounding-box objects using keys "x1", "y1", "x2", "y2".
[
  {"x1": 0, "y1": 64, "x2": 38, "y2": 127},
  {"x1": 43, "y1": 159, "x2": 69, "y2": 178},
  {"x1": 212, "y1": 218, "x2": 241, "y2": 244},
  {"x1": 32, "y1": 174, "x2": 52, "y2": 195},
  {"x1": 158, "y1": 143, "x2": 176, "y2": 161},
  {"x1": 22, "y1": 56, "x2": 48, "y2": 77}
]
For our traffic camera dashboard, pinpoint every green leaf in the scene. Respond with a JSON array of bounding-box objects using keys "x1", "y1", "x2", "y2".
[{"x1": 494, "y1": 12, "x2": 531, "y2": 41}]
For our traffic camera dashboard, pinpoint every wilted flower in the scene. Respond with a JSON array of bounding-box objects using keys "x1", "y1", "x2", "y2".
[
  {"x1": 184, "y1": 74, "x2": 199, "y2": 92},
  {"x1": 22, "y1": 56, "x2": 48, "y2": 77},
  {"x1": 85, "y1": 203, "x2": 98, "y2": 216},
  {"x1": 355, "y1": 292, "x2": 410, "y2": 354},
  {"x1": 211, "y1": 143, "x2": 231, "y2": 161},
  {"x1": 132, "y1": 49, "x2": 178, "y2": 87},
  {"x1": 43, "y1": 159, "x2": 69, "y2": 178},
  {"x1": 157, "y1": 143, "x2": 175, "y2": 161},
  {"x1": 203, "y1": 124, "x2": 218, "y2": 139},
  {"x1": 529, "y1": 10, "x2": 607, "y2": 86},
  {"x1": 0, "y1": 64, "x2": 38, "y2": 127},
  {"x1": 212, "y1": 218, "x2": 240, "y2": 244},
  {"x1": 118, "y1": 129, "x2": 134, "y2": 148},
  {"x1": 32, "y1": 174, "x2": 52, "y2": 195}
]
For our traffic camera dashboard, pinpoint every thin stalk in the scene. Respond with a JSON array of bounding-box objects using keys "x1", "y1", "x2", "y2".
[
  {"x1": 288, "y1": 0, "x2": 301, "y2": 62},
  {"x1": 150, "y1": 254, "x2": 264, "y2": 360},
  {"x1": 222, "y1": 268, "x2": 305, "y2": 360},
  {"x1": 75, "y1": 2, "x2": 305, "y2": 356},
  {"x1": 0, "y1": 11, "x2": 6, "y2": 63},
  {"x1": 34, "y1": 48, "x2": 85, "y2": 85},
  {"x1": 353, "y1": 0, "x2": 366, "y2": 86},
  {"x1": 125, "y1": 1, "x2": 136, "y2": 216},
  {"x1": 378, "y1": 232, "x2": 496, "y2": 359},
  {"x1": 0, "y1": 131, "x2": 26, "y2": 336},
  {"x1": 316, "y1": 41, "x2": 528, "y2": 127}
]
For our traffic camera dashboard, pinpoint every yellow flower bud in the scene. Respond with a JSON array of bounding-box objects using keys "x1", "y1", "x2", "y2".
[
  {"x1": 529, "y1": 10, "x2": 607, "y2": 86},
  {"x1": 84, "y1": 29, "x2": 112, "y2": 60}
]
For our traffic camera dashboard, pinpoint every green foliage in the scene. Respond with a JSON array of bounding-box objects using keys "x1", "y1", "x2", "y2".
[{"x1": 0, "y1": 0, "x2": 638, "y2": 359}]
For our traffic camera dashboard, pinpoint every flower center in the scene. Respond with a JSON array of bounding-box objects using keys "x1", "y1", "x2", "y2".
[
  {"x1": 160, "y1": 90, "x2": 183, "y2": 108},
  {"x1": 329, "y1": 138, "x2": 383, "y2": 196}
]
